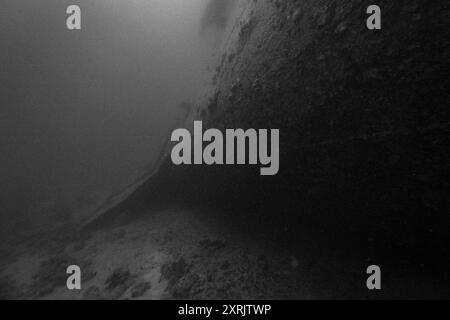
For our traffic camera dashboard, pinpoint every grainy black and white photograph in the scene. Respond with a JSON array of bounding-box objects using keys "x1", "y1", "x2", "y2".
[{"x1": 0, "y1": 0, "x2": 449, "y2": 303}]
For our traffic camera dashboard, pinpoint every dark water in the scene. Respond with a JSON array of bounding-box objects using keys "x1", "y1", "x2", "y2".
[{"x1": 0, "y1": 0, "x2": 222, "y2": 235}]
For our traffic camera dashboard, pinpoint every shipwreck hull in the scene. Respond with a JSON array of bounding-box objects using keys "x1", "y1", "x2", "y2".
[{"x1": 90, "y1": 0, "x2": 449, "y2": 268}]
